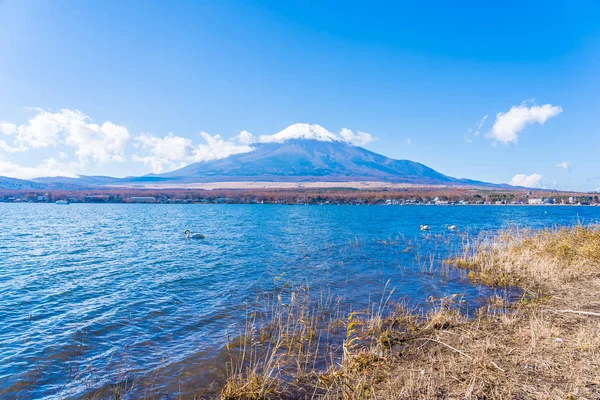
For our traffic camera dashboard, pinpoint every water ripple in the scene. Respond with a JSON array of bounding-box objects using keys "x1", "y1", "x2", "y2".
[{"x1": 0, "y1": 203, "x2": 597, "y2": 398}]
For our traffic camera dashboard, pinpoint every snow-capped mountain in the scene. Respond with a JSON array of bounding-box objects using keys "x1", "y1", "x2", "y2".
[
  {"x1": 259, "y1": 123, "x2": 343, "y2": 143},
  {"x1": 142, "y1": 123, "x2": 490, "y2": 186}
]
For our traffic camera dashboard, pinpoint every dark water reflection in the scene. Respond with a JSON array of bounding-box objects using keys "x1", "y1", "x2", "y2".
[{"x1": 0, "y1": 204, "x2": 598, "y2": 398}]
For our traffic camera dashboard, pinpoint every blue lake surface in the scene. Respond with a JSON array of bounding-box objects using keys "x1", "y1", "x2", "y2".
[{"x1": 0, "y1": 204, "x2": 599, "y2": 398}]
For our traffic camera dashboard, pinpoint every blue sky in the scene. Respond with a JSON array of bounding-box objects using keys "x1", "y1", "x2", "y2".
[{"x1": 0, "y1": 0, "x2": 599, "y2": 190}]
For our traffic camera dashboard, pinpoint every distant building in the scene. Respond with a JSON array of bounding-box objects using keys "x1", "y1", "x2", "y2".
[
  {"x1": 528, "y1": 198, "x2": 543, "y2": 205},
  {"x1": 129, "y1": 196, "x2": 156, "y2": 203},
  {"x1": 84, "y1": 195, "x2": 109, "y2": 203}
]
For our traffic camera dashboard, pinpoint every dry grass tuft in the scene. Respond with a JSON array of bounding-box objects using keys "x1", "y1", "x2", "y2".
[{"x1": 221, "y1": 370, "x2": 282, "y2": 400}]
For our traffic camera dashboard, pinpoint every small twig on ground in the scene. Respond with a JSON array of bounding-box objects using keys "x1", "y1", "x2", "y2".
[
  {"x1": 554, "y1": 309, "x2": 600, "y2": 317},
  {"x1": 414, "y1": 337, "x2": 473, "y2": 360}
]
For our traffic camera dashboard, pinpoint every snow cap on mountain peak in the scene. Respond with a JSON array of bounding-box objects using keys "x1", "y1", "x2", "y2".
[{"x1": 259, "y1": 123, "x2": 342, "y2": 143}]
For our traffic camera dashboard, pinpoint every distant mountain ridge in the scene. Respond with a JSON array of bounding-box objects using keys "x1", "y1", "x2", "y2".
[{"x1": 0, "y1": 123, "x2": 508, "y2": 189}]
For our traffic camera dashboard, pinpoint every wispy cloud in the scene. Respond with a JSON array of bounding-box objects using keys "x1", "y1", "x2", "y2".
[
  {"x1": 475, "y1": 115, "x2": 488, "y2": 136},
  {"x1": 556, "y1": 161, "x2": 571, "y2": 171},
  {"x1": 488, "y1": 100, "x2": 562, "y2": 144},
  {"x1": 464, "y1": 115, "x2": 488, "y2": 143}
]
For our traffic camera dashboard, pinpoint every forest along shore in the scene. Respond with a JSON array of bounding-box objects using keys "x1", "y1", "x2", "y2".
[
  {"x1": 220, "y1": 225, "x2": 600, "y2": 399},
  {"x1": 1, "y1": 186, "x2": 599, "y2": 206}
]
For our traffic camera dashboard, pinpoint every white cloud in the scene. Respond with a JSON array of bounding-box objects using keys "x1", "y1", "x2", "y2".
[
  {"x1": 0, "y1": 157, "x2": 81, "y2": 180},
  {"x1": 65, "y1": 119, "x2": 130, "y2": 163},
  {"x1": 133, "y1": 131, "x2": 253, "y2": 173},
  {"x1": 5, "y1": 108, "x2": 130, "y2": 162},
  {"x1": 339, "y1": 128, "x2": 375, "y2": 146},
  {"x1": 13, "y1": 108, "x2": 80, "y2": 148},
  {"x1": 0, "y1": 122, "x2": 17, "y2": 135},
  {"x1": 133, "y1": 132, "x2": 195, "y2": 174},
  {"x1": 0, "y1": 108, "x2": 131, "y2": 178},
  {"x1": 234, "y1": 130, "x2": 256, "y2": 145},
  {"x1": 510, "y1": 173, "x2": 543, "y2": 188},
  {"x1": 135, "y1": 133, "x2": 194, "y2": 160},
  {"x1": 0, "y1": 140, "x2": 28, "y2": 153},
  {"x1": 556, "y1": 161, "x2": 571, "y2": 171},
  {"x1": 406, "y1": 138, "x2": 412, "y2": 145},
  {"x1": 488, "y1": 101, "x2": 562, "y2": 144},
  {"x1": 194, "y1": 132, "x2": 253, "y2": 161}
]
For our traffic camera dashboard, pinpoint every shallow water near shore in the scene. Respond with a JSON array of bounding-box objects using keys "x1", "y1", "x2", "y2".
[{"x1": 1, "y1": 204, "x2": 599, "y2": 398}]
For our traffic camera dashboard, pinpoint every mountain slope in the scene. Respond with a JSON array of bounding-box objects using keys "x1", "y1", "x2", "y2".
[
  {"x1": 145, "y1": 123, "x2": 476, "y2": 184},
  {"x1": 0, "y1": 176, "x2": 49, "y2": 190},
  {"x1": 0, "y1": 176, "x2": 101, "y2": 190},
  {"x1": 153, "y1": 138, "x2": 480, "y2": 185}
]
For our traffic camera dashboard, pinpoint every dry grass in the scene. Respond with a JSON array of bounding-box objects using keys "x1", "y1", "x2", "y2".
[
  {"x1": 220, "y1": 226, "x2": 600, "y2": 399},
  {"x1": 454, "y1": 224, "x2": 600, "y2": 289}
]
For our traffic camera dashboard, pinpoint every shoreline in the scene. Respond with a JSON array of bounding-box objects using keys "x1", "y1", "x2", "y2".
[
  {"x1": 1, "y1": 202, "x2": 598, "y2": 207},
  {"x1": 2, "y1": 186, "x2": 597, "y2": 206}
]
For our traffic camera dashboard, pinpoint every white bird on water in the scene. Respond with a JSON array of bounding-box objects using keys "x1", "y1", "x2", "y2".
[
  {"x1": 446, "y1": 224, "x2": 458, "y2": 231},
  {"x1": 184, "y1": 230, "x2": 205, "y2": 239},
  {"x1": 420, "y1": 225, "x2": 430, "y2": 231}
]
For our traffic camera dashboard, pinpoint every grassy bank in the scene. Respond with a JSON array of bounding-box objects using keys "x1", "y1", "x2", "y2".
[{"x1": 221, "y1": 225, "x2": 600, "y2": 399}]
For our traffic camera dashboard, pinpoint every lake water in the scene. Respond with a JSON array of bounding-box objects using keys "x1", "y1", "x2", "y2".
[{"x1": 1, "y1": 204, "x2": 599, "y2": 399}]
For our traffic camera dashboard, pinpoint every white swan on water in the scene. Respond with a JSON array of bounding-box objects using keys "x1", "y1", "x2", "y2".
[
  {"x1": 445, "y1": 224, "x2": 458, "y2": 231},
  {"x1": 420, "y1": 225, "x2": 430, "y2": 231},
  {"x1": 184, "y1": 230, "x2": 205, "y2": 239}
]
